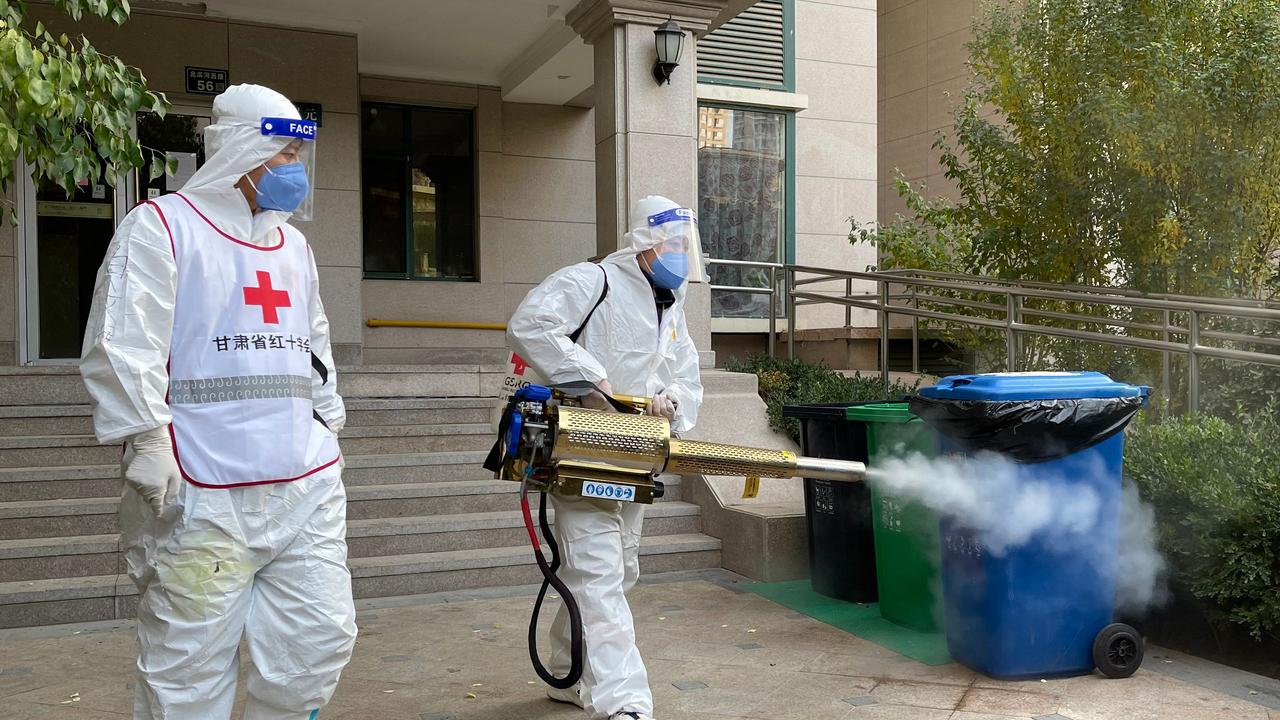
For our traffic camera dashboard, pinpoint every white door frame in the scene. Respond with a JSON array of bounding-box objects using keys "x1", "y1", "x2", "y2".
[{"x1": 16, "y1": 159, "x2": 129, "y2": 365}]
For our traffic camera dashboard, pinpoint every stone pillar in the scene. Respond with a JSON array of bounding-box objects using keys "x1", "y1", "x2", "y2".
[{"x1": 567, "y1": 0, "x2": 727, "y2": 356}]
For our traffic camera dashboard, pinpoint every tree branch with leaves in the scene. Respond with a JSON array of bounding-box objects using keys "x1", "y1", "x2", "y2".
[{"x1": 0, "y1": 0, "x2": 171, "y2": 222}]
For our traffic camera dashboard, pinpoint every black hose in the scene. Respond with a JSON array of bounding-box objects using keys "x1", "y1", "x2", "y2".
[{"x1": 522, "y1": 467, "x2": 584, "y2": 689}]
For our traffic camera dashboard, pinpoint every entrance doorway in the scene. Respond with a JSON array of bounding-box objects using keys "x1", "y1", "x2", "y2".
[{"x1": 18, "y1": 106, "x2": 211, "y2": 363}]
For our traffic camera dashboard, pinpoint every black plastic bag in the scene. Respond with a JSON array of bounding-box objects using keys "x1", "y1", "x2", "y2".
[{"x1": 907, "y1": 395, "x2": 1147, "y2": 462}]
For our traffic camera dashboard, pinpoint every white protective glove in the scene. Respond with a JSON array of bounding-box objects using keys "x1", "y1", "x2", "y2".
[
  {"x1": 124, "y1": 426, "x2": 183, "y2": 516},
  {"x1": 581, "y1": 379, "x2": 617, "y2": 412},
  {"x1": 646, "y1": 392, "x2": 677, "y2": 422}
]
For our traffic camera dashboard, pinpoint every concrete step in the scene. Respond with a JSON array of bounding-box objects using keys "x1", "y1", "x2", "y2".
[
  {"x1": 0, "y1": 368, "x2": 88, "y2": 406},
  {"x1": 0, "y1": 502, "x2": 704, "y2": 582},
  {"x1": 346, "y1": 480, "x2": 521, "y2": 520},
  {"x1": 699, "y1": 369, "x2": 759, "y2": 394},
  {"x1": 0, "y1": 496, "x2": 120, "y2": 538},
  {"x1": 0, "y1": 405, "x2": 95, "y2": 437},
  {"x1": 340, "y1": 452, "x2": 495, "y2": 487},
  {"x1": 0, "y1": 533, "x2": 721, "y2": 628},
  {"x1": 0, "y1": 535, "x2": 121, "y2": 583},
  {"x1": 0, "y1": 574, "x2": 129, "y2": 628},
  {"x1": 0, "y1": 399, "x2": 496, "y2": 439},
  {"x1": 337, "y1": 364, "x2": 508, "y2": 400},
  {"x1": 0, "y1": 477, "x2": 685, "y2": 538},
  {"x1": 343, "y1": 398, "x2": 495, "y2": 427},
  {"x1": 347, "y1": 533, "x2": 722, "y2": 599},
  {"x1": 342, "y1": 501, "x2": 703, "y2": 559},
  {"x1": 344, "y1": 477, "x2": 684, "y2": 521},
  {"x1": 0, "y1": 465, "x2": 123, "y2": 503},
  {"x1": 0, "y1": 434, "x2": 124, "y2": 468},
  {"x1": 0, "y1": 423, "x2": 494, "y2": 468},
  {"x1": 338, "y1": 423, "x2": 493, "y2": 455},
  {"x1": 0, "y1": 451, "x2": 495, "y2": 503}
]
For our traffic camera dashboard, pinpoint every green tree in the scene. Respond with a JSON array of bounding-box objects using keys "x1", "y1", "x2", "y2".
[
  {"x1": 859, "y1": 0, "x2": 1280, "y2": 298},
  {"x1": 0, "y1": 0, "x2": 170, "y2": 221},
  {"x1": 852, "y1": 0, "x2": 1280, "y2": 408}
]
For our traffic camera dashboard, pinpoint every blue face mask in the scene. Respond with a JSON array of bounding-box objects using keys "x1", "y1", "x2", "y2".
[
  {"x1": 647, "y1": 251, "x2": 688, "y2": 289},
  {"x1": 254, "y1": 162, "x2": 309, "y2": 213}
]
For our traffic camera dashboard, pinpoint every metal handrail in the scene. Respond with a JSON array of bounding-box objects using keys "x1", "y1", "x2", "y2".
[
  {"x1": 762, "y1": 263, "x2": 1280, "y2": 414},
  {"x1": 790, "y1": 264, "x2": 1280, "y2": 320},
  {"x1": 706, "y1": 258, "x2": 785, "y2": 358},
  {"x1": 882, "y1": 268, "x2": 1280, "y2": 310}
]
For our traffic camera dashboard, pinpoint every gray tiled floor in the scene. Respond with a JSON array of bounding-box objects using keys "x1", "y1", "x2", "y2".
[{"x1": 1, "y1": 571, "x2": 1277, "y2": 720}]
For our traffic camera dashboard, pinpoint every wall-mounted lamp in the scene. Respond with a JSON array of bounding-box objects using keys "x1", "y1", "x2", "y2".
[{"x1": 653, "y1": 18, "x2": 686, "y2": 85}]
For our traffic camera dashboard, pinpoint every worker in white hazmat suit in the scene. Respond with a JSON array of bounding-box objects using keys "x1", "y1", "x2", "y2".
[
  {"x1": 507, "y1": 195, "x2": 706, "y2": 720},
  {"x1": 80, "y1": 84, "x2": 355, "y2": 720}
]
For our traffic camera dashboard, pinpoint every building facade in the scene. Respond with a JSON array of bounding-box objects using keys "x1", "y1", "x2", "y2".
[
  {"x1": 876, "y1": 0, "x2": 975, "y2": 224},
  {"x1": 1, "y1": 0, "x2": 882, "y2": 370}
]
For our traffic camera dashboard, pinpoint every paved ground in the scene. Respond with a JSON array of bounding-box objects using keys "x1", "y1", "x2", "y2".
[{"x1": 2, "y1": 570, "x2": 1278, "y2": 720}]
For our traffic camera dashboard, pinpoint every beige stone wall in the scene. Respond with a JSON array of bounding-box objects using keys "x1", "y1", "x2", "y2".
[
  {"x1": 877, "y1": 0, "x2": 977, "y2": 223},
  {"x1": 358, "y1": 77, "x2": 597, "y2": 365},
  {"x1": 6, "y1": 7, "x2": 363, "y2": 363},
  {"x1": 792, "y1": 0, "x2": 878, "y2": 330}
]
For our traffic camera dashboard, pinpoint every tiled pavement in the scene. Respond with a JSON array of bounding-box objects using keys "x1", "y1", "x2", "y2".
[{"x1": 2, "y1": 570, "x2": 1277, "y2": 720}]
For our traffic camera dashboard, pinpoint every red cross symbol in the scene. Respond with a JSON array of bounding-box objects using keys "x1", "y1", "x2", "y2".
[
  {"x1": 243, "y1": 270, "x2": 292, "y2": 324},
  {"x1": 511, "y1": 353, "x2": 530, "y2": 376}
]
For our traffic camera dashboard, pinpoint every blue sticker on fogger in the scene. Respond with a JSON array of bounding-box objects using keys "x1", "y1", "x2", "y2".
[
  {"x1": 647, "y1": 207, "x2": 696, "y2": 226},
  {"x1": 307, "y1": 710, "x2": 319, "y2": 720},
  {"x1": 260, "y1": 117, "x2": 317, "y2": 140}
]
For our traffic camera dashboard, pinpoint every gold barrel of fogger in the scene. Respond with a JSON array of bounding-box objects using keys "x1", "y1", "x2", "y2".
[{"x1": 551, "y1": 406, "x2": 867, "y2": 484}]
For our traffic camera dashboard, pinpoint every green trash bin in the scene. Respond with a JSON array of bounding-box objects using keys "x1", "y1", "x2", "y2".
[{"x1": 846, "y1": 403, "x2": 942, "y2": 633}]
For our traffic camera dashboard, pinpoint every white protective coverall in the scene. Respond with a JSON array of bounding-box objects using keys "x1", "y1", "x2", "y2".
[
  {"x1": 80, "y1": 84, "x2": 355, "y2": 720},
  {"x1": 506, "y1": 196, "x2": 705, "y2": 720}
]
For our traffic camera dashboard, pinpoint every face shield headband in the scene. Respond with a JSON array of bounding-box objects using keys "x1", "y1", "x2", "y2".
[
  {"x1": 257, "y1": 117, "x2": 317, "y2": 220},
  {"x1": 645, "y1": 207, "x2": 706, "y2": 285}
]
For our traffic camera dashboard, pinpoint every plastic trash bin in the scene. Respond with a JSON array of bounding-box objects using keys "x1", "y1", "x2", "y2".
[
  {"x1": 782, "y1": 402, "x2": 880, "y2": 603},
  {"x1": 910, "y1": 372, "x2": 1150, "y2": 679},
  {"x1": 846, "y1": 403, "x2": 941, "y2": 632}
]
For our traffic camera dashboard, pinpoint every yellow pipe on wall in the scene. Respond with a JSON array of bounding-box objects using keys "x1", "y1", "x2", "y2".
[{"x1": 365, "y1": 319, "x2": 508, "y2": 331}]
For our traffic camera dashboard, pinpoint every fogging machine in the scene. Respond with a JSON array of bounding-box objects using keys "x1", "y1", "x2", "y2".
[{"x1": 483, "y1": 383, "x2": 868, "y2": 690}]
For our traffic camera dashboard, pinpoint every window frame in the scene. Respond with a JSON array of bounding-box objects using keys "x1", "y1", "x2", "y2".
[
  {"x1": 360, "y1": 101, "x2": 480, "y2": 283},
  {"x1": 696, "y1": 101, "x2": 796, "y2": 320}
]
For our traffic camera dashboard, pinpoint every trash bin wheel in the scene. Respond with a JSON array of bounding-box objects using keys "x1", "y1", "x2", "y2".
[{"x1": 1093, "y1": 623, "x2": 1143, "y2": 679}]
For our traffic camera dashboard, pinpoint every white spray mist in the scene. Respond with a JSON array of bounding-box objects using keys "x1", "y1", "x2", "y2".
[{"x1": 867, "y1": 451, "x2": 1167, "y2": 612}]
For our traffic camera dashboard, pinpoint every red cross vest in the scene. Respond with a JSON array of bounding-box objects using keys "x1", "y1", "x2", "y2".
[{"x1": 151, "y1": 193, "x2": 341, "y2": 488}]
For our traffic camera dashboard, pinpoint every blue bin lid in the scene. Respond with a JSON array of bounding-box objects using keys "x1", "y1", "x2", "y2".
[{"x1": 918, "y1": 371, "x2": 1148, "y2": 401}]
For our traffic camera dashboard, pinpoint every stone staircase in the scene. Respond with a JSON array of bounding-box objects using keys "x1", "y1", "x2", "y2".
[{"x1": 0, "y1": 366, "x2": 722, "y2": 628}]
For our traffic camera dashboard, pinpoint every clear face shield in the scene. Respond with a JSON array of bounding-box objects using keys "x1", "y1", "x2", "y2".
[
  {"x1": 258, "y1": 116, "x2": 317, "y2": 220},
  {"x1": 646, "y1": 207, "x2": 707, "y2": 285}
]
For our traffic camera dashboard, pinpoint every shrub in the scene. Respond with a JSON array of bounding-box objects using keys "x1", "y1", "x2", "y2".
[
  {"x1": 1126, "y1": 415, "x2": 1280, "y2": 642},
  {"x1": 725, "y1": 355, "x2": 920, "y2": 442}
]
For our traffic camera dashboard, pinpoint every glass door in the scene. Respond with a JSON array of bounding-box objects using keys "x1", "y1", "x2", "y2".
[{"x1": 24, "y1": 170, "x2": 122, "y2": 361}]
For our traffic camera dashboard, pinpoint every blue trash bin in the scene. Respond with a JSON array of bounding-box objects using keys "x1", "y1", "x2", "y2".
[{"x1": 911, "y1": 372, "x2": 1149, "y2": 679}]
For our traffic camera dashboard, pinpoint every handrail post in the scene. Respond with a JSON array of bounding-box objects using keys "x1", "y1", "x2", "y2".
[
  {"x1": 768, "y1": 265, "x2": 777, "y2": 359},
  {"x1": 879, "y1": 279, "x2": 890, "y2": 386},
  {"x1": 1161, "y1": 309, "x2": 1172, "y2": 412},
  {"x1": 845, "y1": 277, "x2": 852, "y2": 329},
  {"x1": 1188, "y1": 310, "x2": 1200, "y2": 414},
  {"x1": 911, "y1": 285, "x2": 920, "y2": 375},
  {"x1": 1006, "y1": 292, "x2": 1020, "y2": 372},
  {"x1": 786, "y1": 266, "x2": 796, "y2": 360}
]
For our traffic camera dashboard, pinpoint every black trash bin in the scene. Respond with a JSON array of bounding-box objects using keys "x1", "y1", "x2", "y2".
[{"x1": 782, "y1": 402, "x2": 880, "y2": 603}]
